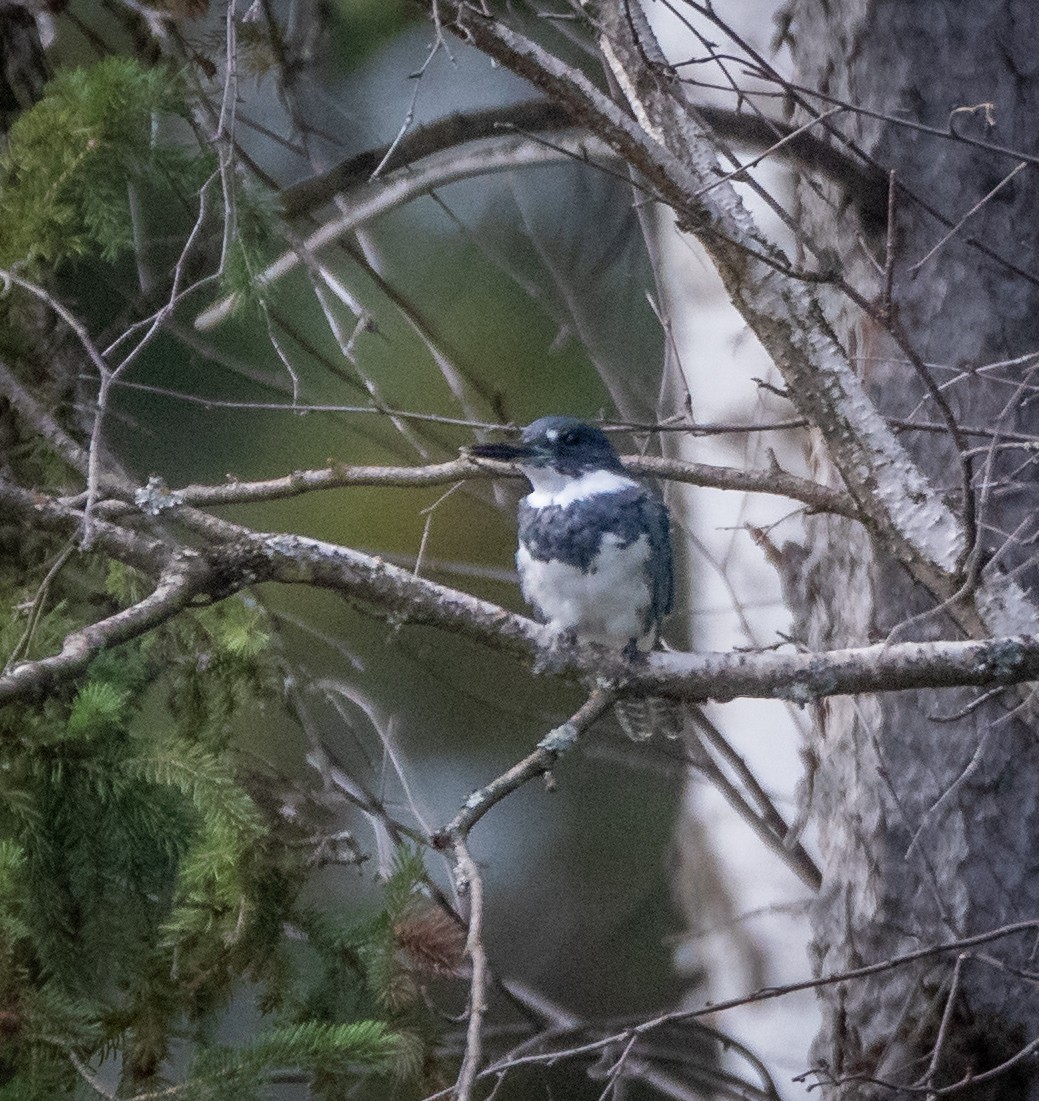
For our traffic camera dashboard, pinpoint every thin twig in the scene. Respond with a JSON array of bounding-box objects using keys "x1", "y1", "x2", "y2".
[
  {"x1": 882, "y1": 168, "x2": 896, "y2": 319},
  {"x1": 103, "y1": 453, "x2": 856, "y2": 519},
  {"x1": 687, "y1": 707, "x2": 822, "y2": 889},
  {"x1": 3, "y1": 542, "x2": 75, "y2": 673},
  {"x1": 909, "y1": 162, "x2": 1029, "y2": 273},
  {"x1": 922, "y1": 953, "x2": 964, "y2": 1098},
  {"x1": 425, "y1": 920, "x2": 1039, "y2": 1096},
  {"x1": 438, "y1": 687, "x2": 615, "y2": 1100},
  {"x1": 452, "y1": 837, "x2": 488, "y2": 1101},
  {"x1": 435, "y1": 688, "x2": 616, "y2": 845}
]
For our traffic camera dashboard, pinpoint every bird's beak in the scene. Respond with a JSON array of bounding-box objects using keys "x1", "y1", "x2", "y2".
[{"x1": 465, "y1": 440, "x2": 540, "y2": 462}]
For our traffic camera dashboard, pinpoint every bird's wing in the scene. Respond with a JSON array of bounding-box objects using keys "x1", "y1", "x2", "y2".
[{"x1": 639, "y1": 491, "x2": 674, "y2": 623}]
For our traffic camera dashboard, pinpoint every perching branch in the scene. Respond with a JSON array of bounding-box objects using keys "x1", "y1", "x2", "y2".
[
  {"x1": 3, "y1": 496, "x2": 1039, "y2": 713},
  {"x1": 193, "y1": 530, "x2": 1039, "y2": 704}
]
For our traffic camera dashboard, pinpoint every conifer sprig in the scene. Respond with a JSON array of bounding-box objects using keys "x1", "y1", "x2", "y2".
[{"x1": 0, "y1": 57, "x2": 199, "y2": 268}]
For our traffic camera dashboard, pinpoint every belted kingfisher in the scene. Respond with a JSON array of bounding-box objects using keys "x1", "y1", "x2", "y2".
[{"x1": 469, "y1": 416, "x2": 676, "y2": 739}]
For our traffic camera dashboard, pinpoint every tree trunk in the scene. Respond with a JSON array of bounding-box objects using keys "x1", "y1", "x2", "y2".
[{"x1": 789, "y1": 2, "x2": 1039, "y2": 1095}]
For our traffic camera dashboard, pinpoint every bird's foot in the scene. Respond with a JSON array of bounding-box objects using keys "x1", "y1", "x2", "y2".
[
  {"x1": 621, "y1": 637, "x2": 652, "y2": 664},
  {"x1": 532, "y1": 627, "x2": 579, "y2": 675}
]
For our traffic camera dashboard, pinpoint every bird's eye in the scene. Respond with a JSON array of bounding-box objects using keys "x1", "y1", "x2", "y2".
[{"x1": 560, "y1": 429, "x2": 578, "y2": 446}]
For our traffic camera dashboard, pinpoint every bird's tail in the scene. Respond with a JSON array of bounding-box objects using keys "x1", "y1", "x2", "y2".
[{"x1": 614, "y1": 695, "x2": 684, "y2": 742}]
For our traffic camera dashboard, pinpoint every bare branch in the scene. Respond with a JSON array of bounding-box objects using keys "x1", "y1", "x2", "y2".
[
  {"x1": 232, "y1": 530, "x2": 1039, "y2": 701},
  {"x1": 632, "y1": 455, "x2": 856, "y2": 517},
  {"x1": 434, "y1": 688, "x2": 616, "y2": 846},
  {"x1": 437, "y1": 688, "x2": 617, "y2": 1101},
  {"x1": 0, "y1": 554, "x2": 204, "y2": 708},
  {"x1": 685, "y1": 707, "x2": 822, "y2": 889},
  {"x1": 5, "y1": 499, "x2": 1039, "y2": 711},
  {"x1": 195, "y1": 130, "x2": 618, "y2": 331},
  {"x1": 110, "y1": 455, "x2": 857, "y2": 519},
  {"x1": 280, "y1": 98, "x2": 886, "y2": 222},
  {"x1": 436, "y1": 920, "x2": 1039, "y2": 1094},
  {"x1": 0, "y1": 478, "x2": 168, "y2": 574},
  {"x1": 0, "y1": 360, "x2": 94, "y2": 484},
  {"x1": 451, "y1": 836, "x2": 488, "y2": 1101}
]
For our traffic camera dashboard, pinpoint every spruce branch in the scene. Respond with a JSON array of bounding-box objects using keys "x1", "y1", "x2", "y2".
[{"x1": 184, "y1": 1020, "x2": 407, "y2": 1093}]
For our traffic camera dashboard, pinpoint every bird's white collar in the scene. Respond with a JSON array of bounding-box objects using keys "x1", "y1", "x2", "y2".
[{"x1": 524, "y1": 467, "x2": 638, "y2": 509}]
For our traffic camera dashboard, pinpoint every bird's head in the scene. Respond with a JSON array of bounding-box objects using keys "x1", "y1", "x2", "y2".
[{"x1": 467, "y1": 416, "x2": 624, "y2": 477}]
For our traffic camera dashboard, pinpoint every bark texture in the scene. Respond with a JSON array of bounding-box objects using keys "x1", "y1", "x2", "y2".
[{"x1": 789, "y1": 1, "x2": 1039, "y2": 1095}]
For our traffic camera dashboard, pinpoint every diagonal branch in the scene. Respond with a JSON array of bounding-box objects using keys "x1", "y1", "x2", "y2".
[
  {"x1": 0, "y1": 360, "x2": 95, "y2": 484},
  {"x1": 195, "y1": 129, "x2": 617, "y2": 331},
  {"x1": 434, "y1": 688, "x2": 616, "y2": 847},
  {"x1": 413, "y1": 0, "x2": 1039, "y2": 645},
  {"x1": 436, "y1": 688, "x2": 616, "y2": 1101},
  {"x1": 685, "y1": 706, "x2": 822, "y2": 889},
  {"x1": 0, "y1": 554, "x2": 205, "y2": 707}
]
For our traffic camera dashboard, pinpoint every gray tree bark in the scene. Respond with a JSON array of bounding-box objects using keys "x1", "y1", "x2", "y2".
[{"x1": 789, "y1": 2, "x2": 1039, "y2": 1095}]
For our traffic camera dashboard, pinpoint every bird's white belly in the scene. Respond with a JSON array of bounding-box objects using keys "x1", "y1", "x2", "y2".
[{"x1": 517, "y1": 533, "x2": 654, "y2": 649}]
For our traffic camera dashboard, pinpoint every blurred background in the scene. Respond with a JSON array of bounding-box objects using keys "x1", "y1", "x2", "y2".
[{"x1": 8, "y1": 1, "x2": 822, "y2": 1095}]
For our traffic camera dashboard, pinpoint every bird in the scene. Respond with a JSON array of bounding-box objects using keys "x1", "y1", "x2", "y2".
[{"x1": 468, "y1": 415, "x2": 678, "y2": 740}]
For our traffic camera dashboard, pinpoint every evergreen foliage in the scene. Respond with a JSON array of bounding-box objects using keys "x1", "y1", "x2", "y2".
[
  {"x1": 1, "y1": 491, "x2": 453, "y2": 1092},
  {"x1": 0, "y1": 39, "x2": 465, "y2": 1099},
  {"x1": 0, "y1": 572, "x2": 449, "y2": 1096},
  {"x1": 0, "y1": 57, "x2": 201, "y2": 268},
  {"x1": 188, "y1": 1019, "x2": 411, "y2": 1101},
  {"x1": 0, "y1": 523, "x2": 457, "y2": 1095}
]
